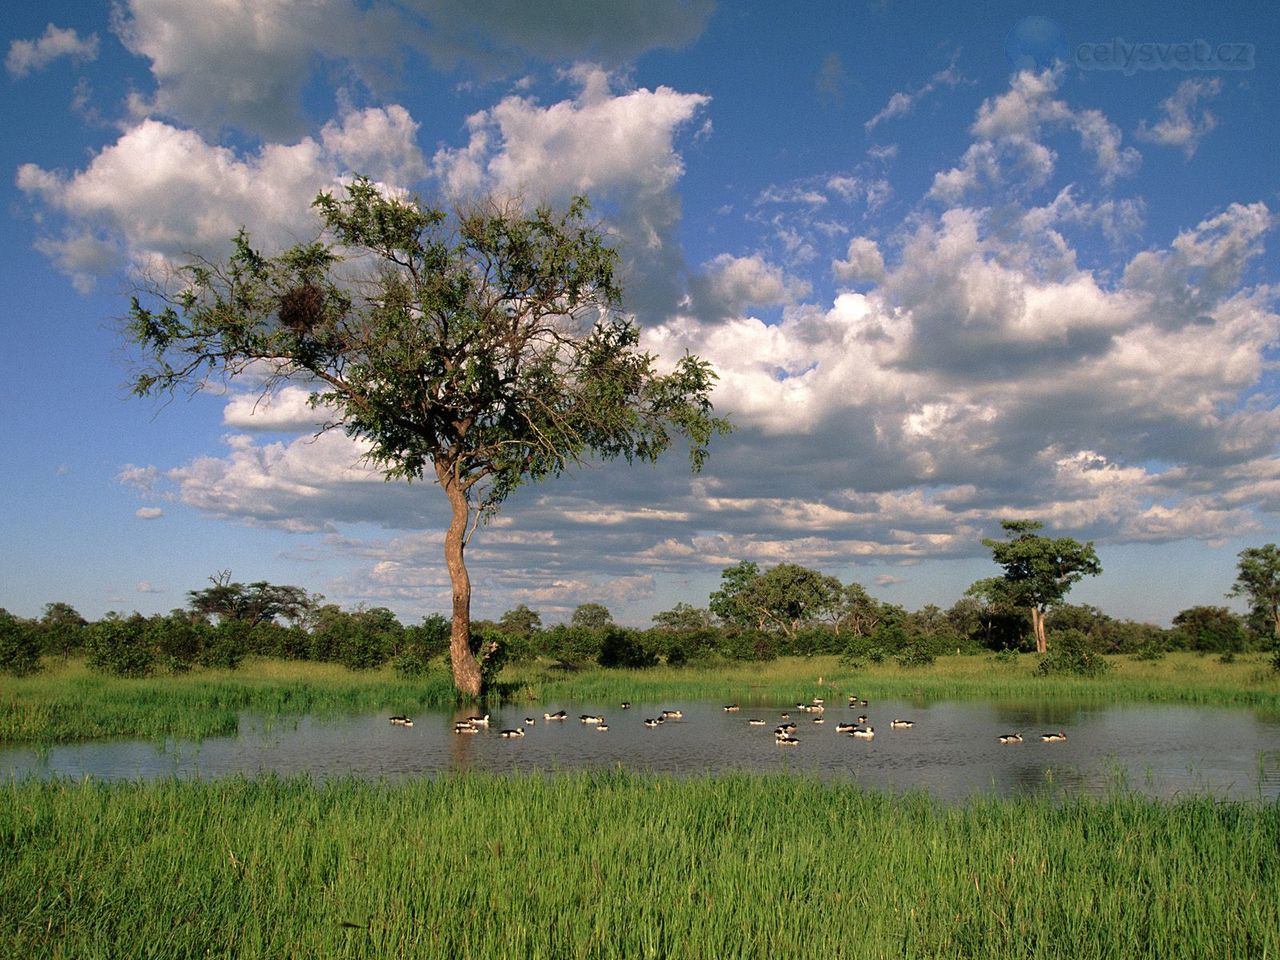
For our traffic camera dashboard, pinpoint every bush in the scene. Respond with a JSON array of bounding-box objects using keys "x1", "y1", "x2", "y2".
[
  {"x1": 540, "y1": 624, "x2": 602, "y2": 664},
  {"x1": 894, "y1": 643, "x2": 936, "y2": 668},
  {"x1": 392, "y1": 652, "x2": 427, "y2": 678},
  {"x1": 597, "y1": 627, "x2": 658, "y2": 668},
  {"x1": 86, "y1": 616, "x2": 155, "y2": 677},
  {"x1": 200, "y1": 620, "x2": 249, "y2": 669},
  {"x1": 790, "y1": 626, "x2": 842, "y2": 657},
  {"x1": 1035, "y1": 629, "x2": 1110, "y2": 678},
  {"x1": 404, "y1": 614, "x2": 450, "y2": 661},
  {"x1": 246, "y1": 622, "x2": 309, "y2": 659},
  {"x1": 839, "y1": 631, "x2": 894, "y2": 665},
  {"x1": 309, "y1": 606, "x2": 401, "y2": 669},
  {"x1": 711, "y1": 629, "x2": 777, "y2": 662},
  {"x1": 652, "y1": 627, "x2": 722, "y2": 666},
  {"x1": 38, "y1": 602, "x2": 87, "y2": 658},
  {"x1": 869, "y1": 621, "x2": 911, "y2": 655},
  {"x1": 0, "y1": 610, "x2": 41, "y2": 676},
  {"x1": 143, "y1": 614, "x2": 202, "y2": 667},
  {"x1": 471, "y1": 625, "x2": 508, "y2": 693}
]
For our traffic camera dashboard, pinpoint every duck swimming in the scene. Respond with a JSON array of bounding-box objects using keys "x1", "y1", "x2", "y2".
[
  {"x1": 544, "y1": 710, "x2": 568, "y2": 721},
  {"x1": 1040, "y1": 730, "x2": 1067, "y2": 743},
  {"x1": 890, "y1": 719, "x2": 913, "y2": 729},
  {"x1": 499, "y1": 728, "x2": 526, "y2": 738},
  {"x1": 850, "y1": 726, "x2": 875, "y2": 740},
  {"x1": 998, "y1": 733, "x2": 1023, "y2": 744}
]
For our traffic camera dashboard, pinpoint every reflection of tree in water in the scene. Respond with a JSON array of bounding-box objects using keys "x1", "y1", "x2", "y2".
[{"x1": 449, "y1": 710, "x2": 481, "y2": 772}]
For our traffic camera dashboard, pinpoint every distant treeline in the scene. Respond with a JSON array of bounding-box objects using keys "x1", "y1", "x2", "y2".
[{"x1": 0, "y1": 564, "x2": 1270, "y2": 679}]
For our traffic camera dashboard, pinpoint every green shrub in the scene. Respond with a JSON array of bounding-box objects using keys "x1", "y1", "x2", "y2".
[
  {"x1": 1133, "y1": 639, "x2": 1167, "y2": 661},
  {"x1": 597, "y1": 627, "x2": 658, "y2": 668},
  {"x1": 0, "y1": 609, "x2": 41, "y2": 676},
  {"x1": 470, "y1": 625, "x2": 509, "y2": 694},
  {"x1": 894, "y1": 643, "x2": 936, "y2": 668},
  {"x1": 392, "y1": 652, "x2": 427, "y2": 678},
  {"x1": 404, "y1": 614, "x2": 450, "y2": 661},
  {"x1": 143, "y1": 614, "x2": 202, "y2": 666},
  {"x1": 200, "y1": 620, "x2": 248, "y2": 669},
  {"x1": 38, "y1": 602, "x2": 87, "y2": 658},
  {"x1": 1036, "y1": 629, "x2": 1110, "y2": 678},
  {"x1": 85, "y1": 616, "x2": 155, "y2": 677}
]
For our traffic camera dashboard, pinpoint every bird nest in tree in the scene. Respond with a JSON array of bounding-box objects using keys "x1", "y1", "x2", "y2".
[{"x1": 278, "y1": 283, "x2": 326, "y2": 335}]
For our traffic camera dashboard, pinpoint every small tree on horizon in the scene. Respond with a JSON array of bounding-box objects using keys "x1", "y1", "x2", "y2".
[
  {"x1": 1228, "y1": 544, "x2": 1280, "y2": 641},
  {"x1": 975, "y1": 519, "x2": 1102, "y2": 654},
  {"x1": 127, "y1": 179, "x2": 729, "y2": 697}
]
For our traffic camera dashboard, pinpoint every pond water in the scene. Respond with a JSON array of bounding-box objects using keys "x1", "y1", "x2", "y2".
[{"x1": 4, "y1": 698, "x2": 1279, "y2": 802}]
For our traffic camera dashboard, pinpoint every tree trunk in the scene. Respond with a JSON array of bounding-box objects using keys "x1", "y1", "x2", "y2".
[
  {"x1": 1030, "y1": 606, "x2": 1048, "y2": 654},
  {"x1": 438, "y1": 462, "x2": 482, "y2": 699}
]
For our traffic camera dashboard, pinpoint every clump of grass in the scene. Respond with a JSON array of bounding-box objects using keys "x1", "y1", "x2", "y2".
[{"x1": 2, "y1": 773, "x2": 1277, "y2": 958}]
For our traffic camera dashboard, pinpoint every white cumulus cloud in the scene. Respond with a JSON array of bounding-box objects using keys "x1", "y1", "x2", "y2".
[{"x1": 6, "y1": 24, "x2": 98, "y2": 78}]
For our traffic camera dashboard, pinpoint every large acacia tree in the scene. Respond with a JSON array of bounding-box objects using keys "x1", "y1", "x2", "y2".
[
  {"x1": 974, "y1": 519, "x2": 1101, "y2": 654},
  {"x1": 128, "y1": 179, "x2": 729, "y2": 696}
]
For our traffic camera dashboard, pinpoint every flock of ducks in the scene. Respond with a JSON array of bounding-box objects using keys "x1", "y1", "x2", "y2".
[{"x1": 390, "y1": 695, "x2": 1070, "y2": 747}]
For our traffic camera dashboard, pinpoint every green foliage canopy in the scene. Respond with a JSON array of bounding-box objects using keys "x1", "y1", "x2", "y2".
[
  {"x1": 127, "y1": 179, "x2": 730, "y2": 697},
  {"x1": 975, "y1": 520, "x2": 1102, "y2": 653},
  {"x1": 709, "y1": 561, "x2": 843, "y2": 637},
  {"x1": 1229, "y1": 544, "x2": 1280, "y2": 638}
]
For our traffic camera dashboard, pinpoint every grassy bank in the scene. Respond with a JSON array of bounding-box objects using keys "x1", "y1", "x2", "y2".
[
  {"x1": 2, "y1": 652, "x2": 1277, "y2": 745},
  {"x1": 0, "y1": 658, "x2": 457, "y2": 744},
  {"x1": 511, "y1": 651, "x2": 1280, "y2": 712},
  {"x1": 2, "y1": 773, "x2": 1276, "y2": 959}
]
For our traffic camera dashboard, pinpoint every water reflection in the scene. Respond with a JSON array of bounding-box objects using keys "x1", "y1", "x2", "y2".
[{"x1": 3, "y1": 699, "x2": 1278, "y2": 802}]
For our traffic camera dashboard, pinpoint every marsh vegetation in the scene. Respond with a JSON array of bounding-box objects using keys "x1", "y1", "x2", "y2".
[
  {"x1": 3, "y1": 653, "x2": 1279, "y2": 745},
  {"x1": 3, "y1": 773, "x2": 1277, "y2": 958}
]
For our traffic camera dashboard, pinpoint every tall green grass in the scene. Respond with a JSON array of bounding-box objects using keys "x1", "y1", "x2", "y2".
[
  {"x1": 2, "y1": 773, "x2": 1277, "y2": 958},
  {"x1": 0, "y1": 658, "x2": 457, "y2": 744},
  {"x1": 511, "y1": 651, "x2": 1280, "y2": 712}
]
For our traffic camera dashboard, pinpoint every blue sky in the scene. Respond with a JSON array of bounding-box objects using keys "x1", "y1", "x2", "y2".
[{"x1": 2, "y1": 0, "x2": 1278, "y2": 627}]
